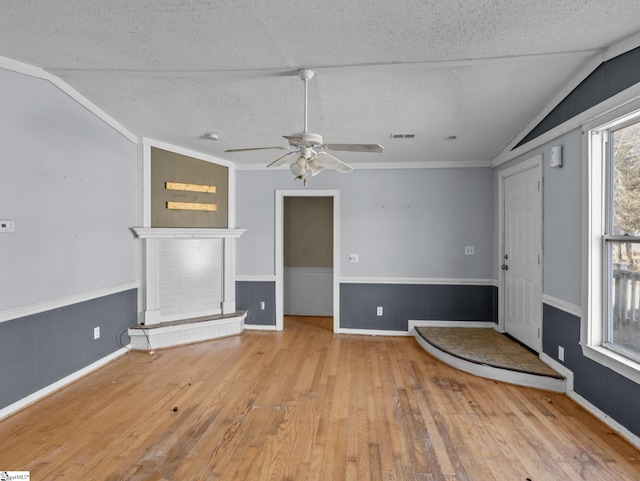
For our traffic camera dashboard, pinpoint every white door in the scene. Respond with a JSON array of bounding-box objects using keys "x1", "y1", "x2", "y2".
[{"x1": 502, "y1": 162, "x2": 542, "y2": 352}]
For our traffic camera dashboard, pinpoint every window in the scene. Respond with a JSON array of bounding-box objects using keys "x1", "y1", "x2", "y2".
[
  {"x1": 605, "y1": 120, "x2": 640, "y2": 361},
  {"x1": 585, "y1": 102, "x2": 640, "y2": 382}
]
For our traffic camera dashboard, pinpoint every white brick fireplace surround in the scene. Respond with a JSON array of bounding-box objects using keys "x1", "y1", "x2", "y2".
[{"x1": 129, "y1": 228, "x2": 246, "y2": 350}]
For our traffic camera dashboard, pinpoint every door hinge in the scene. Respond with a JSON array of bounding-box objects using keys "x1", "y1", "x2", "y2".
[
  {"x1": 538, "y1": 328, "x2": 541, "y2": 338},
  {"x1": 538, "y1": 254, "x2": 540, "y2": 265},
  {"x1": 538, "y1": 180, "x2": 540, "y2": 192}
]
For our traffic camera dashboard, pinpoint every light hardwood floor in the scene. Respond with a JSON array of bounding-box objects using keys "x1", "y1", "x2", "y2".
[{"x1": 1, "y1": 316, "x2": 639, "y2": 480}]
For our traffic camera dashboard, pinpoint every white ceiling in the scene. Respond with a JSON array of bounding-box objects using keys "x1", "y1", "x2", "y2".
[{"x1": 2, "y1": 1, "x2": 640, "y2": 169}]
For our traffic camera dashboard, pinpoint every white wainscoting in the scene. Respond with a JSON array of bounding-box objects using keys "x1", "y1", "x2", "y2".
[{"x1": 284, "y1": 267, "x2": 333, "y2": 316}]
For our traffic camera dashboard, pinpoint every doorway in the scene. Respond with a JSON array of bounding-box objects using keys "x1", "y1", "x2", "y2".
[
  {"x1": 275, "y1": 190, "x2": 340, "y2": 332},
  {"x1": 499, "y1": 156, "x2": 543, "y2": 352}
]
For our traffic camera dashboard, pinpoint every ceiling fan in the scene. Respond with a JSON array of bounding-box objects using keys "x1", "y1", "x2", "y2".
[{"x1": 225, "y1": 68, "x2": 384, "y2": 185}]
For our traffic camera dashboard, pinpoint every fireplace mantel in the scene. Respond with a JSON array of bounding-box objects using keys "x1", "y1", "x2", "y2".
[
  {"x1": 133, "y1": 227, "x2": 246, "y2": 327},
  {"x1": 132, "y1": 227, "x2": 246, "y2": 239}
]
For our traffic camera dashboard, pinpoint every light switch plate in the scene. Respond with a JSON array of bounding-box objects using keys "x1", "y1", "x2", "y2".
[{"x1": 0, "y1": 220, "x2": 15, "y2": 232}]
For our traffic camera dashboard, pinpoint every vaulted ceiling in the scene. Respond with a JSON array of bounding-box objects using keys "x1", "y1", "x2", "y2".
[{"x1": 2, "y1": 1, "x2": 640, "y2": 169}]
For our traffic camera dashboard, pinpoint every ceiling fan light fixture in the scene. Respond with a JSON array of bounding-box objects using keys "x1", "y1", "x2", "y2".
[
  {"x1": 290, "y1": 156, "x2": 307, "y2": 176},
  {"x1": 307, "y1": 158, "x2": 324, "y2": 176}
]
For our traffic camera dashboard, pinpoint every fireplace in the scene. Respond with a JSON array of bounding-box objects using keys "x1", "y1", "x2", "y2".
[{"x1": 129, "y1": 227, "x2": 246, "y2": 349}]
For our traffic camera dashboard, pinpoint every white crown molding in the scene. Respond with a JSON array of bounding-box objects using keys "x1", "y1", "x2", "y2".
[
  {"x1": 493, "y1": 34, "x2": 640, "y2": 168},
  {"x1": 0, "y1": 56, "x2": 138, "y2": 144},
  {"x1": 0, "y1": 282, "x2": 139, "y2": 324},
  {"x1": 142, "y1": 138, "x2": 238, "y2": 169},
  {"x1": 235, "y1": 160, "x2": 493, "y2": 171}
]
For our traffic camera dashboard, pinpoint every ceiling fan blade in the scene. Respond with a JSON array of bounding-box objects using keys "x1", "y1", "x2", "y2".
[
  {"x1": 225, "y1": 146, "x2": 291, "y2": 153},
  {"x1": 267, "y1": 150, "x2": 299, "y2": 168},
  {"x1": 318, "y1": 151, "x2": 354, "y2": 174},
  {"x1": 323, "y1": 143, "x2": 384, "y2": 153}
]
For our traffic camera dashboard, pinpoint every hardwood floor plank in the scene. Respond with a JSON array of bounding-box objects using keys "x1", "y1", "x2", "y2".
[{"x1": 1, "y1": 316, "x2": 640, "y2": 480}]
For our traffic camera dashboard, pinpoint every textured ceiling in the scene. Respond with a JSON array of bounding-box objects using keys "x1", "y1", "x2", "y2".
[{"x1": 2, "y1": 0, "x2": 640, "y2": 169}]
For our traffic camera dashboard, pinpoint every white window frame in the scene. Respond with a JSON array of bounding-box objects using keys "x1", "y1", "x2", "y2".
[{"x1": 583, "y1": 97, "x2": 640, "y2": 384}]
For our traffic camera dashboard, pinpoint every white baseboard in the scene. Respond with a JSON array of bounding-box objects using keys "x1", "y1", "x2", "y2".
[
  {"x1": 338, "y1": 328, "x2": 410, "y2": 336},
  {"x1": 408, "y1": 320, "x2": 499, "y2": 332},
  {"x1": 568, "y1": 390, "x2": 640, "y2": 451},
  {"x1": 539, "y1": 352, "x2": 574, "y2": 392},
  {"x1": 0, "y1": 346, "x2": 131, "y2": 421},
  {"x1": 244, "y1": 324, "x2": 278, "y2": 331}
]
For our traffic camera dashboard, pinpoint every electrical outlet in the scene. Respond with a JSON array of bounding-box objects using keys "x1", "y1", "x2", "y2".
[
  {"x1": 260, "y1": 301, "x2": 266, "y2": 310},
  {"x1": 376, "y1": 306, "x2": 383, "y2": 316},
  {"x1": 464, "y1": 246, "x2": 474, "y2": 256},
  {"x1": 558, "y1": 345, "x2": 564, "y2": 362},
  {"x1": 94, "y1": 326, "x2": 100, "y2": 340},
  {"x1": 349, "y1": 253, "x2": 359, "y2": 263}
]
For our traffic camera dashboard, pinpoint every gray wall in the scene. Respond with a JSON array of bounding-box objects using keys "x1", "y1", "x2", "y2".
[
  {"x1": 236, "y1": 166, "x2": 495, "y2": 329},
  {"x1": 0, "y1": 289, "x2": 137, "y2": 410},
  {"x1": 500, "y1": 45, "x2": 640, "y2": 440},
  {"x1": 494, "y1": 128, "x2": 583, "y2": 305},
  {"x1": 237, "y1": 167, "x2": 494, "y2": 279},
  {"x1": 0, "y1": 67, "x2": 139, "y2": 410},
  {"x1": 0, "y1": 67, "x2": 138, "y2": 310}
]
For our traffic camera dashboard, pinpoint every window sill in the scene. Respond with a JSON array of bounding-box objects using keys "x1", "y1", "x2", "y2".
[{"x1": 581, "y1": 343, "x2": 640, "y2": 385}]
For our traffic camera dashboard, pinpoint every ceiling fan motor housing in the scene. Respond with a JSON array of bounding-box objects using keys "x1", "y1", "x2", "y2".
[{"x1": 284, "y1": 132, "x2": 324, "y2": 148}]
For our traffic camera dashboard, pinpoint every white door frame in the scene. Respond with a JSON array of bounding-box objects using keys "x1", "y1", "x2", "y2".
[
  {"x1": 498, "y1": 154, "x2": 543, "y2": 345},
  {"x1": 275, "y1": 189, "x2": 340, "y2": 332}
]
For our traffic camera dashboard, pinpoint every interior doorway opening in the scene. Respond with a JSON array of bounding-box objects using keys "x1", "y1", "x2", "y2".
[
  {"x1": 283, "y1": 196, "x2": 333, "y2": 319},
  {"x1": 275, "y1": 190, "x2": 340, "y2": 332}
]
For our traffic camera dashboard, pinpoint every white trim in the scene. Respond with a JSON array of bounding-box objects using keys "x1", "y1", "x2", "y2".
[
  {"x1": 132, "y1": 227, "x2": 246, "y2": 239},
  {"x1": 0, "y1": 56, "x2": 137, "y2": 144},
  {"x1": 244, "y1": 324, "x2": 278, "y2": 331},
  {"x1": 413, "y1": 330, "x2": 566, "y2": 392},
  {"x1": 128, "y1": 313, "x2": 246, "y2": 350},
  {"x1": 275, "y1": 190, "x2": 340, "y2": 333},
  {"x1": 408, "y1": 320, "x2": 499, "y2": 331},
  {"x1": 235, "y1": 160, "x2": 493, "y2": 171},
  {"x1": 497, "y1": 154, "x2": 543, "y2": 338},
  {"x1": 492, "y1": 35, "x2": 640, "y2": 167},
  {"x1": 236, "y1": 275, "x2": 276, "y2": 282},
  {"x1": 541, "y1": 294, "x2": 582, "y2": 318},
  {"x1": 582, "y1": 101, "x2": 640, "y2": 385},
  {"x1": 539, "y1": 352, "x2": 574, "y2": 392},
  {"x1": 494, "y1": 82, "x2": 640, "y2": 168},
  {"x1": 142, "y1": 138, "x2": 238, "y2": 169},
  {"x1": 567, "y1": 390, "x2": 640, "y2": 451},
  {"x1": 0, "y1": 282, "x2": 138, "y2": 324},
  {"x1": 0, "y1": 346, "x2": 131, "y2": 421},
  {"x1": 337, "y1": 328, "x2": 410, "y2": 336},
  {"x1": 339, "y1": 276, "x2": 496, "y2": 286}
]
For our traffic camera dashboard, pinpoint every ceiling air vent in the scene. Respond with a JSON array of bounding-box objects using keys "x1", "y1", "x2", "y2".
[{"x1": 390, "y1": 133, "x2": 416, "y2": 139}]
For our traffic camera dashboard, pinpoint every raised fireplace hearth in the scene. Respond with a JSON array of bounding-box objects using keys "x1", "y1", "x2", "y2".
[{"x1": 130, "y1": 227, "x2": 246, "y2": 349}]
